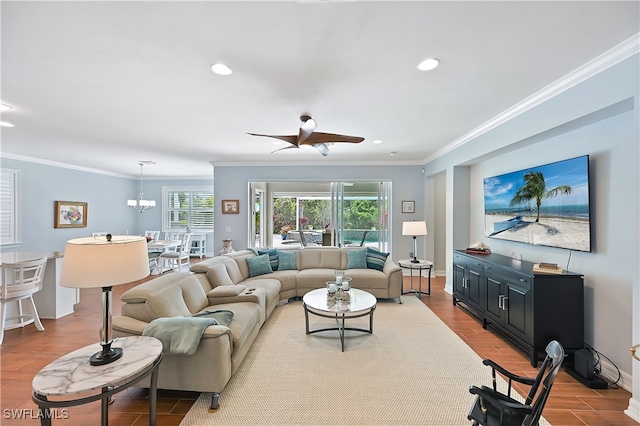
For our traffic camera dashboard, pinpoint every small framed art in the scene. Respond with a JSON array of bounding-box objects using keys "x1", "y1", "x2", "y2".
[
  {"x1": 222, "y1": 199, "x2": 239, "y2": 214},
  {"x1": 54, "y1": 201, "x2": 88, "y2": 228},
  {"x1": 402, "y1": 200, "x2": 415, "y2": 213}
]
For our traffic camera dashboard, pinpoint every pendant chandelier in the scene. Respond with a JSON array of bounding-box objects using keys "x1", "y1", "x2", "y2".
[{"x1": 127, "y1": 161, "x2": 156, "y2": 212}]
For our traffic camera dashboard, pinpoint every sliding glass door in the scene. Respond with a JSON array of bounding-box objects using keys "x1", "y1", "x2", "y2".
[{"x1": 253, "y1": 180, "x2": 391, "y2": 250}]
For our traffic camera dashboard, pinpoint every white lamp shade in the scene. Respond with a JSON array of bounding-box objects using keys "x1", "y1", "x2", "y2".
[
  {"x1": 402, "y1": 221, "x2": 428, "y2": 236},
  {"x1": 60, "y1": 236, "x2": 150, "y2": 288}
]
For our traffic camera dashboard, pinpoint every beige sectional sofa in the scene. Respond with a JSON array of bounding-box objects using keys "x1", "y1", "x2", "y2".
[{"x1": 112, "y1": 246, "x2": 401, "y2": 410}]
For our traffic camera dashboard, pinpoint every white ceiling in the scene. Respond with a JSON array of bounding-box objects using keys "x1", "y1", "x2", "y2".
[{"x1": 1, "y1": 1, "x2": 638, "y2": 178}]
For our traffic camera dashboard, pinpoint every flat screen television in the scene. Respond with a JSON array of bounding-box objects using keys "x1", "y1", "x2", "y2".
[{"x1": 483, "y1": 155, "x2": 591, "y2": 252}]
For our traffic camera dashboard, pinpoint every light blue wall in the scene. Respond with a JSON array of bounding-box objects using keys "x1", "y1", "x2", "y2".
[
  {"x1": 0, "y1": 157, "x2": 214, "y2": 253},
  {"x1": 423, "y1": 54, "x2": 639, "y2": 385},
  {"x1": 212, "y1": 165, "x2": 425, "y2": 260}
]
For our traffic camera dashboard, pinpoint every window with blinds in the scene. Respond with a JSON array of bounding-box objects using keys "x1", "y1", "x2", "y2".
[
  {"x1": 162, "y1": 187, "x2": 214, "y2": 232},
  {"x1": 0, "y1": 169, "x2": 20, "y2": 246}
]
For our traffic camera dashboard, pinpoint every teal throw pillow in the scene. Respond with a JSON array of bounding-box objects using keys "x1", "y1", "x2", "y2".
[
  {"x1": 246, "y1": 254, "x2": 273, "y2": 277},
  {"x1": 276, "y1": 250, "x2": 296, "y2": 270},
  {"x1": 346, "y1": 248, "x2": 367, "y2": 269},
  {"x1": 257, "y1": 248, "x2": 279, "y2": 270},
  {"x1": 366, "y1": 247, "x2": 389, "y2": 271}
]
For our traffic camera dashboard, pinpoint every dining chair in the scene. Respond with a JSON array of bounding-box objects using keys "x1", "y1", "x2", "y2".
[
  {"x1": 164, "y1": 231, "x2": 183, "y2": 241},
  {"x1": 0, "y1": 257, "x2": 48, "y2": 345},
  {"x1": 467, "y1": 340, "x2": 565, "y2": 426},
  {"x1": 158, "y1": 233, "x2": 194, "y2": 273},
  {"x1": 145, "y1": 231, "x2": 162, "y2": 270}
]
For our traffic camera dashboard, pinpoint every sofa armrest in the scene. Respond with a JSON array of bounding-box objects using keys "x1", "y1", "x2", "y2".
[
  {"x1": 113, "y1": 314, "x2": 234, "y2": 340},
  {"x1": 206, "y1": 287, "x2": 268, "y2": 325},
  {"x1": 383, "y1": 259, "x2": 402, "y2": 276}
]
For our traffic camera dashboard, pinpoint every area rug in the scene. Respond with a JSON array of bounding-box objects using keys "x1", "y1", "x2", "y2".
[{"x1": 180, "y1": 296, "x2": 550, "y2": 425}]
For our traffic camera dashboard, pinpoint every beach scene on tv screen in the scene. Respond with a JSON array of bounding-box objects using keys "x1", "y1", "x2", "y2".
[{"x1": 483, "y1": 156, "x2": 591, "y2": 252}]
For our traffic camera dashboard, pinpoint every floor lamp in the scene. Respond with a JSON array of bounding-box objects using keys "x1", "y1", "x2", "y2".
[
  {"x1": 402, "y1": 221, "x2": 428, "y2": 263},
  {"x1": 60, "y1": 235, "x2": 149, "y2": 365}
]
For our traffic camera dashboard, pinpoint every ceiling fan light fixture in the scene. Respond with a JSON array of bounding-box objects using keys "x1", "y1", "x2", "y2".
[
  {"x1": 417, "y1": 58, "x2": 440, "y2": 71},
  {"x1": 211, "y1": 63, "x2": 233, "y2": 76}
]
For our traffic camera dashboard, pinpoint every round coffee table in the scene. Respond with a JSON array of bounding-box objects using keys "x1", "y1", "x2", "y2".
[{"x1": 302, "y1": 288, "x2": 377, "y2": 352}]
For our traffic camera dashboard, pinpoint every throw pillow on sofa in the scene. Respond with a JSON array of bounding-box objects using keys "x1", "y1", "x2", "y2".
[
  {"x1": 276, "y1": 250, "x2": 296, "y2": 270},
  {"x1": 257, "y1": 248, "x2": 278, "y2": 270},
  {"x1": 246, "y1": 253, "x2": 273, "y2": 277},
  {"x1": 346, "y1": 248, "x2": 367, "y2": 269},
  {"x1": 365, "y1": 247, "x2": 389, "y2": 271}
]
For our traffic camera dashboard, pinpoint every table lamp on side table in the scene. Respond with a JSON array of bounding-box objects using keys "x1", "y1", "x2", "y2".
[
  {"x1": 402, "y1": 220, "x2": 428, "y2": 263},
  {"x1": 60, "y1": 234, "x2": 150, "y2": 365}
]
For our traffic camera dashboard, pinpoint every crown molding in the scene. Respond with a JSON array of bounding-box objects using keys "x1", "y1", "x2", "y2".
[{"x1": 423, "y1": 33, "x2": 640, "y2": 165}]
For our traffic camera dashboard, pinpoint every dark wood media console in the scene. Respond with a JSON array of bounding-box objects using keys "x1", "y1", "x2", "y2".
[{"x1": 452, "y1": 250, "x2": 584, "y2": 367}]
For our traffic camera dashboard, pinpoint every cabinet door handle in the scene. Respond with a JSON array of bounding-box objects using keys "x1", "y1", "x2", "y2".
[
  {"x1": 502, "y1": 296, "x2": 509, "y2": 311},
  {"x1": 463, "y1": 277, "x2": 468, "y2": 288},
  {"x1": 498, "y1": 295, "x2": 504, "y2": 309}
]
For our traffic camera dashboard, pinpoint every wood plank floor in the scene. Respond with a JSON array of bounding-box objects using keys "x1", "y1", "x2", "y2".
[{"x1": 1, "y1": 273, "x2": 635, "y2": 425}]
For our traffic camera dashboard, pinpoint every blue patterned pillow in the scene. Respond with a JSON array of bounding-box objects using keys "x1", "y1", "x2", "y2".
[
  {"x1": 257, "y1": 248, "x2": 278, "y2": 270},
  {"x1": 276, "y1": 250, "x2": 296, "y2": 270},
  {"x1": 346, "y1": 248, "x2": 367, "y2": 269},
  {"x1": 366, "y1": 247, "x2": 389, "y2": 271},
  {"x1": 246, "y1": 254, "x2": 273, "y2": 277}
]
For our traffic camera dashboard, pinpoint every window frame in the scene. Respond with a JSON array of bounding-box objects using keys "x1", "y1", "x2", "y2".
[
  {"x1": 162, "y1": 186, "x2": 214, "y2": 233},
  {"x1": 0, "y1": 168, "x2": 21, "y2": 247}
]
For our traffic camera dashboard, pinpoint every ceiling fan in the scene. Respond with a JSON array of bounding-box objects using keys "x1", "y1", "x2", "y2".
[{"x1": 248, "y1": 115, "x2": 364, "y2": 156}]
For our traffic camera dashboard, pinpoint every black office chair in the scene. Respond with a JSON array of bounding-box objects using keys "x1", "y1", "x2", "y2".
[{"x1": 467, "y1": 340, "x2": 565, "y2": 426}]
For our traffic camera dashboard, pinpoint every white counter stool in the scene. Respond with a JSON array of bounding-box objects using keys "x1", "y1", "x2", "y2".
[{"x1": 0, "y1": 256, "x2": 48, "y2": 345}]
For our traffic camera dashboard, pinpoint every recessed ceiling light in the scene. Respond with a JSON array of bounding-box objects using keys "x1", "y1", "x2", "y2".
[
  {"x1": 417, "y1": 58, "x2": 440, "y2": 71},
  {"x1": 0, "y1": 121, "x2": 15, "y2": 127},
  {"x1": 0, "y1": 104, "x2": 13, "y2": 111},
  {"x1": 389, "y1": 151, "x2": 397, "y2": 156},
  {"x1": 372, "y1": 140, "x2": 383, "y2": 144},
  {"x1": 210, "y1": 63, "x2": 233, "y2": 76}
]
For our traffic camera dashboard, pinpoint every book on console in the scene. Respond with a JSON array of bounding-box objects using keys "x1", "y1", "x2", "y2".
[{"x1": 533, "y1": 263, "x2": 564, "y2": 274}]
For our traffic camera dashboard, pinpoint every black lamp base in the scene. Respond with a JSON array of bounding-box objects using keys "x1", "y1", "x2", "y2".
[
  {"x1": 90, "y1": 344, "x2": 123, "y2": 366},
  {"x1": 411, "y1": 258, "x2": 419, "y2": 263}
]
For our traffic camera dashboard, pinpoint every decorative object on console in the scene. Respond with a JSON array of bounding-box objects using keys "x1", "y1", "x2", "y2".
[
  {"x1": 54, "y1": 200, "x2": 88, "y2": 228},
  {"x1": 219, "y1": 239, "x2": 235, "y2": 255},
  {"x1": 533, "y1": 263, "x2": 564, "y2": 274},
  {"x1": 402, "y1": 220, "x2": 428, "y2": 263},
  {"x1": 466, "y1": 242, "x2": 491, "y2": 254},
  {"x1": 127, "y1": 161, "x2": 156, "y2": 213},
  {"x1": 60, "y1": 234, "x2": 149, "y2": 365}
]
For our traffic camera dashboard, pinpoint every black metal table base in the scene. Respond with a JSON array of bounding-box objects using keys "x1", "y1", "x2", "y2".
[
  {"x1": 303, "y1": 303, "x2": 375, "y2": 352},
  {"x1": 400, "y1": 261, "x2": 432, "y2": 299}
]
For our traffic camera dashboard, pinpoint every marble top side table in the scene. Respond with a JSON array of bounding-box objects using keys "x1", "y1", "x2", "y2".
[{"x1": 32, "y1": 336, "x2": 163, "y2": 426}]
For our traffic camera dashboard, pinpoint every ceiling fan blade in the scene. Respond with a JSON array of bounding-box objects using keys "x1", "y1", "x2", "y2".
[
  {"x1": 247, "y1": 133, "x2": 299, "y2": 145},
  {"x1": 271, "y1": 145, "x2": 299, "y2": 154},
  {"x1": 302, "y1": 132, "x2": 365, "y2": 145},
  {"x1": 298, "y1": 116, "x2": 317, "y2": 145},
  {"x1": 313, "y1": 143, "x2": 331, "y2": 156}
]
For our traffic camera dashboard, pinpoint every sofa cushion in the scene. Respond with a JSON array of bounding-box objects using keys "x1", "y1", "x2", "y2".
[
  {"x1": 208, "y1": 263, "x2": 236, "y2": 287},
  {"x1": 146, "y1": 285, "x2": 192, "y2": 318},
  {"x1": 365, "y1": 247, "x2": 390, "y2": 271},
  {"x1": 247, "y1": 254, "x2": 273, "y2": 277},
  {"x1": 208, "y1": 284, "x2": 246, "y2": 297},
  {"x1": 346, "y1": 248, "x2": 367, "y2": 269},
  {"x1": 277, "y1": 250, "x2": 296, "y2": 270},
  {"x1": 193, "y1": 309, "x2": 235, "y2": 326}
]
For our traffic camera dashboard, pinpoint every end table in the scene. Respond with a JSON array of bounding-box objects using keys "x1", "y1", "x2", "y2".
[
  {"x1": 32, "y1": 336, "x2": 163, "y2": 426},
  {"x1": 398, "y1": 259, "x2": 433, "y2": 298}
]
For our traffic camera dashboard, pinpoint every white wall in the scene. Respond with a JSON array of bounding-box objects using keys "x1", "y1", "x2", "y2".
[{"x1": 423, "y1": 54, "x2": 639, "y2": 400}]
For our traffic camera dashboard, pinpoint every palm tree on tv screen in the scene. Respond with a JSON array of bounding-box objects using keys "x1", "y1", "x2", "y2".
[{"x1": 509, "y1": 171, "x2": 572, "y2": 222}]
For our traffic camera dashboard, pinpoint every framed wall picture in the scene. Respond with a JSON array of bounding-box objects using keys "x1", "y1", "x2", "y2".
[
  {"x1": 402, "y1": 200, "x2": 415, "y2": 213},
  {"x1": 54, "y1": 201, "x2": 88, "y2": 228},
  {"x1": 222, "y1": 199, "x2": 239, "y2": 214}
]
